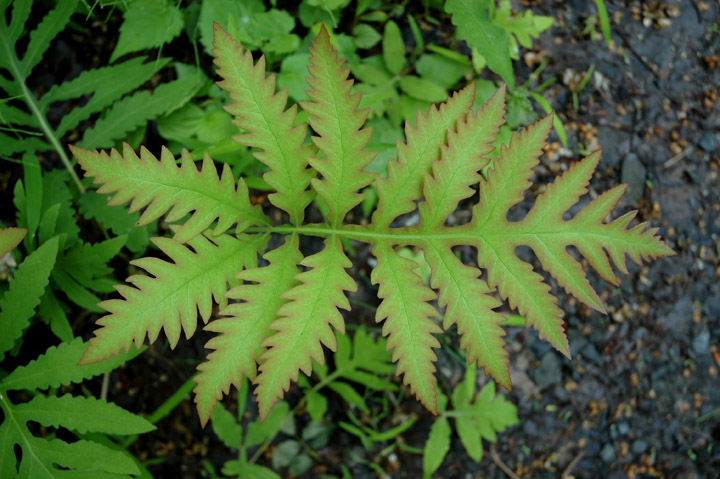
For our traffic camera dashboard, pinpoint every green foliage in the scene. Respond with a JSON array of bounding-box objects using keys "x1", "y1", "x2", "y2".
[
  {"x1": 595, "y1": 0, "x2": 612, "y2": 47},
  {"x1": 423, "y1": 366, "x2": 518, "y2": 478},
  {"x1": 73, "y1": 23, "x2": 673, "y2": 431},
  {"x1": 0, "y1": 336, "x2": 150, "y2": 477},
  {"x1": 12, "y1": 165, "x2": 129, "y2": 342},
  {"x1": 445, "y1": 0, "x2": 553, "y2": 89},
  {"x1": 208, "y1": 377, "x2": 311, "y2": 478},
  {"x1": 0, "y1": 237, "x2": 58, "y2": 361},
  {"x1": 204, "y1": 328, "x2": 388, "y2": 478},
  {"x1": 300, "y1": 328, "x2": 397, "y2": 420},
  {"x1": 111, "y1": 0, "x2": 184, "y2": 62},
  {"x1": 445, "y1": 0, "x2": 514, "y2": 88},
  {"x1": 0, "y1": 0, "x2": 196, "y2": 193}
]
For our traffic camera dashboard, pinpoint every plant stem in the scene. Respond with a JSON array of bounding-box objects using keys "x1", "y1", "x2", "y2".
[
  {"x1": 2, "y1": 41, "x2": 85, "y2": 193},
  {"x1": 19, "y1": 79, "x2": 85, "y2": 193}
]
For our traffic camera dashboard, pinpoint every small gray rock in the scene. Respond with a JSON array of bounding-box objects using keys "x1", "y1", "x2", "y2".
[
  {"x1": 699, "y1": 132, "x2": 717, "y2": 152},
  {"x1": 692, "y1": 330, "x2": 710, "y2": 355},
  {"x1": 532, "y1": 352, "x2": 562, "y2": 390},
  {"x1": 600, "y1": 443, "x2": 617, "y2": 463},
  {"x1": 621, "y1": 154, "x2": 646, "y2": 205},
  {"x1": 632, "y1": 439, "x2": 648, "y2": 454}
]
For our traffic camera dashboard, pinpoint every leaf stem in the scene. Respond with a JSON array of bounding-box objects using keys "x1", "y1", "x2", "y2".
[{"x1": 4, "y1": 45, "x2": 85, "y2": 193}]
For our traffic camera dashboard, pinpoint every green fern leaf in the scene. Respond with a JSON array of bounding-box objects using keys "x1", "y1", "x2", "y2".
[
  {"x1": 371, "y1": 242, "x2": 442, "y2": 413},
  {"x1": 255, "y1": 236, "x2": 355, "y2": 419},
  {"x1": 470, "y1": 116, "x2": 570, "y2": 355},
  {"x1": 0, "y1": 0, "x2": 77, "y2": 88},
  {"x1": 419, "y1": 85, "x2": 506, "y2": 229},
  {"x1": 212, "y1": 22, "x2": 315, "y2": 225},
  {"x1": 445, "y1": 0, "x2": 514, "y2": 89},
  {"x1": 424, "y1": 244, "x2": 510, "y2": 388},
  {"x1": 80, "y1": 233, "x2": 266, "y2": 365},
  {"x1": 0, "y1": 431, "x2": 141, "y2": 478},
  {"x1": 74, "y1": 25, "x2": 674, "y2": 421},
  {"x1": 71, "y1": 144, "x2": 268, "y2": 243},
  {"x1": 301, "y1": 25, "x2": 376, "y2": 226},
  {"x1": 194, "y1": 236, "x2": 302, "y2": 426},
  {"x1": 55, "y1": 236, "x2": 126, "y2": 294},
  {"x1": 372, "y1": 83, "x2": 475, "y2": 229},
  {"x1": 78, "y1": 190, "x2": 152, "y2": 252},
  {"x1": 42, "y1": 56, "x2": 168, "y2": 138},
  {"x1": 13, "y1": 394, "x2": 155, "y2": 435},
  {"x1": 0, "y1": 339, "x2": 149, "y2": 479},
  {"x1": 2, "y1": 338, "x2": 144, "y2": 392},
  {"x1": 0, "y1": 237, "x2": 58, "y2": 360},
  {"x1": 111, "y1": 0, "x2": 184, "y2": 62},
  {"x1": 450, "y1": 367, "x2": 518, "y2": 462},
  {"x1": 41, "y1": 170, "x2": 81, "y2": 247},
  {"x1": 78, "y1": 76, "x2": 198, "y2": 150}
]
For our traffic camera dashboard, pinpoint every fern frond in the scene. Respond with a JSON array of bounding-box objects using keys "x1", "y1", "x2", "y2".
[
  {"x1": 17, "y1": 0, "x2": 76, "y2": 80},
  {"x1": 372, "y1": 83, "x2": 476, "y2": 228},
  {"x1": 301, "y1": 25, "x2": 376, "y2": 226},
  {"x1": 2, "y1": 338, "x2": 144, "y2": 392},
  {"x1": 42, "y1": 56, "x2": 166, "y2": 138},
  {"x1": 70, "y1": 26, "x2": 675, "y2": 421},
  {"x1": 469, "y1": 115, "x2": 570, "y2": 355},
  {"x1": 466, "y1": 116, "x2": 674, "y2": 357},
  {"x1": 423, "y1": 242, "x2": 510, "y2": 388},
  {"x1": 80, "y1": 233, "x2": 266, "y2": 365},
  {"x1": 194, "y1": 236, "x2": 302, "y2": 426},
  {"x1": 371, "y1": 243, "x2": 442, "y2": 413},
  {"x1": 0, "y1": 339, "x2": 148, "y2": 478},
  {"x1": 71, "y1": 144, "x2": 268, "y2": 244},
  {"x1": 0, "y1": 237, "x2": 59, "y2": 361},
  {"x1": 255, "y1": 236, "x2": 355, "y2": 419},
  {"x1": 13, "y1": 394, "x2": 155, "y2": 435},
  {"x1": 213, "y1": 23, "x2": 315, "y2": 225},
  {"x1": 78, "y1": 75, "x2": 198, "y2": 149},
  {"x1": 0, "y1": 432, "x2": 141, "y2": 478},
  {"x1": 419, "y1": 85, "x2": 506, "y2": 230},
  {"x1": 0, "y1": 0, "x2": 76, "y2": 88}
]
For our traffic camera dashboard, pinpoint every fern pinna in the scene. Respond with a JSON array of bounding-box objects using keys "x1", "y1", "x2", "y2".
[{"x1": 70, "y1": 24, "x2": 674, "y2": 425}]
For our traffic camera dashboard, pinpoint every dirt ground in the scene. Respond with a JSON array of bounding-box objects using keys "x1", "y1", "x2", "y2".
[{"x1": 9, "y1": 1, "x2": 719, "y2": 478}]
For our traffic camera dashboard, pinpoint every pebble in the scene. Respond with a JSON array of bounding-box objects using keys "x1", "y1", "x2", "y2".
[
  {"x1": 600, "y1": 443, "x2": 617, "y2": 463},
  {"x1": 699, "y1": 132, "x2": 717, "y2": 152},
  {"x1": 532, "y1": 352, "x2": 562, "y2": 389},
  {"x1": 691, "y1": 330, "x2": 710, "y2": 355},
  {"x1": 621, "y1": 154, "x2": 647, "y2": 204},
  {"x1": 632, "y1": 439, "x2": 648, "y2": 454}
]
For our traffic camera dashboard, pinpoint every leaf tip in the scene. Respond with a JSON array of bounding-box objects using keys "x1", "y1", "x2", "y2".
[{"x1": 78, "y1": 343, "x2": 105, "y2": 366}]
